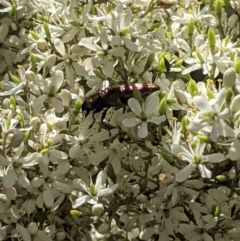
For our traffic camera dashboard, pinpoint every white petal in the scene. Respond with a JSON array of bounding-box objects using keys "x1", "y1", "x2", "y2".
[
  {"x1": 20, "y1": 153, "x2": 42, "y2": 166},
  {"x1": 128, "y1": 98, "x2": 142, "y2": 116},
  {"x1": 95, "y1": 170, "x2": 107, "y2": 191},
  {"x1": 3, "y1": 168, "x2": 17, "y2": 188},
  {"x1": 50, "y1": 70, "x2": 63, "y2": 94},
  {"x1": 198, "y1": 164, "x2": 212, "y2": 179},
  {"x1": 43, "y1": 186, "x2": 54, "y2": 207},
  {"x1": 66, "y1": 65, "x2": 75, "y2": 88},
  {"x1": 98, "y1": 184, "x2": 119, "y2": 197},
  {"x1": 52, "y1": 181, "x2": 71, "y2": 193},
  {"x1": 144, "y1": 96, "x2": 159, "y2": 116},
  {"x1": 31, "y1": 177, "x2": 44, "y2": 187},
  {"x1": 171, "y1": 144, "x2": 193, "y2": 163},
  {"x1": 54, "y1": 38, "x2": 66, "y2": 57},
  {"x1": 51, "y1": 162, "x2": 70, "y2": 177},
  {"x1": 193, "y1": 96, "x2": 212, "y2": 112},
  {"x1": 122, "y1": 118, "x2": 139, "y2": 127},
  {"x1": 202, "y1": 153, "x2": 226, "y2": 163},
  {"x1": 51, "y1": 97, "x2": 64, "y2": 113},
  {"x1": 16, "y1": 224, "x2": 31, "y2": 241},
  {"x1": 72, "y1": 195, "x2": 91, "y2": 208},
  {"x1": 78, "y1": 37, "x2": 100, "y2": 52},
  {"x1": 120, "y1": 8, "x2": 132, "y2": 30},
  {"x1": 123, "y1": 38, "x2": 139, "y2": 52},
  {"x1": 138, "y1": 122, "x2": 148, "y2": 138},
  {"x1": 18, "y1": 175, "x2": 30, "y2": 188},
  {"x1": 148, "y1": 116, "x2": 166, "y2": 125},
  {"x1": 176, "y1": 165, "x2": 195, "y2": 182}
]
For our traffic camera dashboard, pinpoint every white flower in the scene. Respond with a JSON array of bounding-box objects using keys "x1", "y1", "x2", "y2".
[
  {"x1": 31, "y1": 162, "x2": 71, "y2": 208},
  {"x1": 188, "y1": 88, "x2": 231, "y2": 141},
  {"x1": 52, "y1": 38, "x2": 87, "y2": 87},
  {"x1": 122, "y1": 95, "x2": 166, "y2": 138},
  {"x1": 72, "y1": 170, "x2": 119, "y2": 208},
  {"x1": 30, "y1": 70, "x2": 64, "y2": 113},
  {"x1": 172, "y1": 141, "x2": 226, "y2": 182}
]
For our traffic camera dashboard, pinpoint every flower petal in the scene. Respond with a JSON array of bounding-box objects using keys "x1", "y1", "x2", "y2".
[
  {"x1": 128, "y1": 98, "x2": 142, "y2": 116},
  {"x1": 54, "y1": 38, "x2": 66, "y2": 57},
  {"x1": 144, "y1": 96, "x2": 159, "y2": 116},
  {"x1": 198, "y1": 164, "x2": 212, "y2": 178},
  {"x1": 98, "y1": 184, "x2": 119, "y2": 197},
  {"x1": 176, "y1": 165, "x2": 195, "y2": 182},
  {"x1": 72, "y1": 195, "x2": 91, "y2": 208},
  {"x1": 171, "y1": 144, "x2": 193, "y2": 163},
  {"x1": 16, "y1": 224, "x2": 31, "y2": 241},
  {"x1": 43, "y1": 186, "x2": 54, "y2": 207},
  {"x1": 148, "y1": 116, "x2": 166, "y2": 125},
  {"x1": 138, "y1": 122, "x2": 148, "y2": 138},
  {"x1": 122, "y1": 118, "x2": 139, "y2": 127},
  {"x1": 202, "y1": 153, "x2": 226, "y2": 163},
  {"x1": 3, "y1": 168, "x2": 17, "y2": 188},
  {"x1": 193, "y1": 96, "x2": 212, "y2": 112}
]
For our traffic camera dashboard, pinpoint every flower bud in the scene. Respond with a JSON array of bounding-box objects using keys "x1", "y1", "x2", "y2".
[
  {"x1": 187, "y1": 79, "x2": 198, "y2": 97},
  {"x1": 188, "y1": 19, "x2": 194, "y2": 35},
  {"x1": 213, "y1": 205, "x2": 221, "y2": 217},
  {"x1": 9, "y1": 96, "x2": 16, "y2": 110},
  {"x1": 174, "y1": 89, "x2": 187, "y2": 104},
  {"x1": 160, "y1": 148, "x2": 174, "y2": 164},
  {"x1": 45, "y1": 54, "x2": 56, "y2": 71},
  {"x1": 90, "y1": 182, "x2": 97, "y2": 196},
  {"x1": 27, "y1": 222, "x2": 38, "y2": 235},
  {"x1": 208, "y1": 28, "x2": 215, "y2": 52},
  {"x1": 30, "y1": 52, "x2": 37, "y2": 74},
  {"x1": 36, "y1": 13, "x2": 45, "y2": 22},
  {"x1": 92, "y1": 204, "x2": 104, "y2": 216},
  {"x1": 25, "y1": 70, "x2": 35, "y2": 81},
  {"x1": 158, "y1": 95, "x2": 167, "y2": 115},
  {"x1": 148, "y1": 22, "x2": 161, "y2": 32},
  {"x1": 196, "y1": 134, "x2": 211, "y2": 143},
  {"x1": 195, "y1": 49, "x2": 204, "y2": 64},
  {"x1": 70, "y1": 210, "x2": 82, "y2": 217},
  {"x1": 30, "y1": 117, "x2": 40, "y2": 133},
  {"x1": 215, "y1": 0, "x2": 222, "y2": 15},
  {"x1": 29, "y1": 30, "x2": 40, "y2": 41},
  {"x1": 145, "y1": 53, "x2": 155, "y2": 69},
  {"x1": 230, "y1": 95, "x2": 240, "y2": 113},
  {"x1": 97, "y1": 50, "x2": 107, "y2": 56},
  {"x1": 223, "y1": 67, "x2": 236, "y2": 88},
  {"x1": 37, "y1": 39, "x2": 48, "y2": 52},
  {"x1": 120, "y1": 26, "x2": 130, "y2": 36},
  {"x1": 234, "y1": 59, "x2": 240, "y2": 74},
  {"x1": 225, "y1": 87, "x2": 233, "y2": 107},
  {"x1": 43, "y1": 22, "x2": 51, "y2": 39},
  {"x1": 216, "y1": 175, "x2": 227, "y2": 182},
  {"x1": 73, "y1": 98, "x2": 83, "y2": 114},
  {"x1": 228, "y1": 14, "x2": 239, "y2": 29},
  {"x1": 181, "y1": 117, "x2": 188, "y2": 134},
  {"x1": 9, "y1": 72, "x2": 20, "y2": 84}
]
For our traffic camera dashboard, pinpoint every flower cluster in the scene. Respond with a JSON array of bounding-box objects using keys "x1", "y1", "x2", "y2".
[{"x1": 1, "y1": 0, "x2": 240, "y2": 240}]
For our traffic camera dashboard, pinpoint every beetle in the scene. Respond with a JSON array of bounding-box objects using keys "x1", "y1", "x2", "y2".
[{"x1": 82, "y1": 83, "x2": 160, "y2": 128}]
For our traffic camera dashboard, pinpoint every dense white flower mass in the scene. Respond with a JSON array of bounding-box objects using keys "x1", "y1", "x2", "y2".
[{"x1": 1, "y1": 0, "x2": 240, "y2": 240}]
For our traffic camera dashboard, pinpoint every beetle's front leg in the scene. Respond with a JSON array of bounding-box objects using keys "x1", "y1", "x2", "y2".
[{"x1": 89, "y1": 109, "x2": 100, "y2": 128}]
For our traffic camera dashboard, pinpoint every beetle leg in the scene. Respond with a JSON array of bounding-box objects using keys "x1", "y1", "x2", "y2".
[{"x1": 88, "y1": 109, "x2": 100, "y2": 128}]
